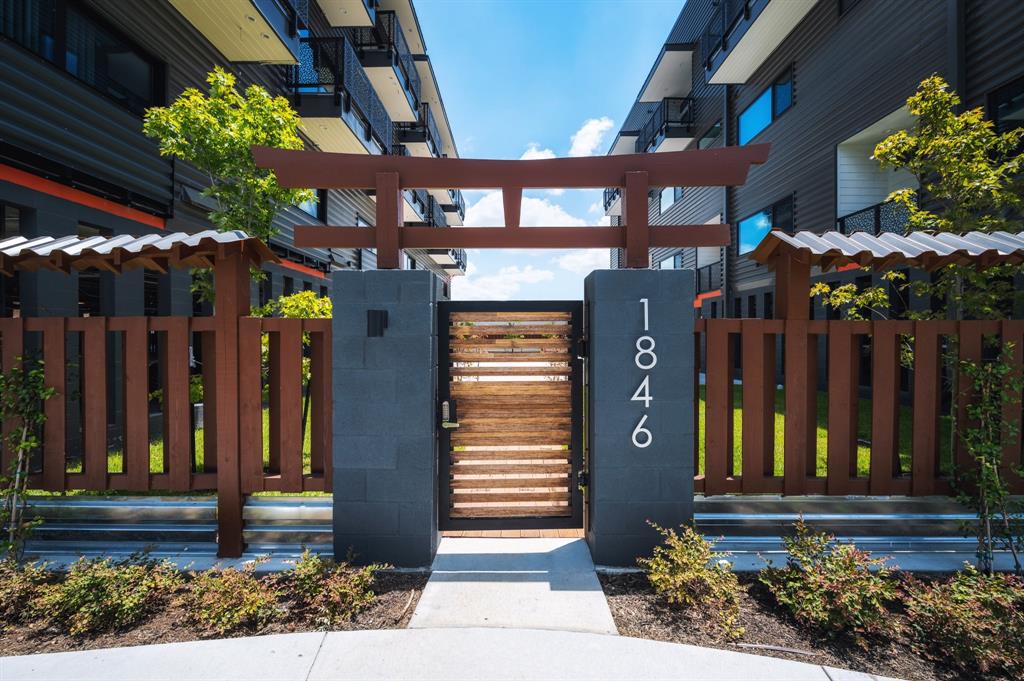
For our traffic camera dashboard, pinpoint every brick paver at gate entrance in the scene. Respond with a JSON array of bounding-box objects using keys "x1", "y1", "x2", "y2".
[{"x1": 408, "y1": 537, "x2": 618, "y2": 635}]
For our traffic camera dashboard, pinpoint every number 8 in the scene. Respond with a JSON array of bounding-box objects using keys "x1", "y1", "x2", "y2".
[{"x1": 635, "y1": 336, "x2": 657, "y2": 370}]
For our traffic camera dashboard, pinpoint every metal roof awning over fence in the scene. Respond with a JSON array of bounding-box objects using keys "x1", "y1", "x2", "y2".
[
  {"x1": 0, "y1": 230, "x2": 278, "y2": 276},
  {"x1": 749, "y1": 229, "x2": 1024, "y2": 272}
]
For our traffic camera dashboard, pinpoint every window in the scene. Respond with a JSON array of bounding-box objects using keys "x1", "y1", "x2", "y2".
[
  {"x1": 1, "y1": 1, "x2": 163, "y2": 115},
  {"x1": 738, "y1": 68, "x2": 793, "y2": 144},
  {"x1": 764, "y1": 292, "x2": 774, "y2": 320},
  {"x1": 259, "y1": 274, "x2": 273, "y2": 307},
  {"x1": 297, "y1": 189, "x2": 326, "y2": 220},
  {"x1": 283, "y1": 276, "x2": 294, "y2": 296},
  {"x1": 659, "y1": 188, "x2": 673, "y2": 214},
  {"x1": 303, "y1": 280, "x2": 312, "y2": 292},
  {"x1": 143, "y1": 272, "x2": 160, "y2": 316},
  {"x1": 698, "y1": 121, "x2": 722, "y2": 149},
  {"x1": 319, "y1": 285, "x2": 328, "y2": 298},
  {"x1": 0, "y1": 204, "x2": 21, "y2": 316},
  {"x1": 747, "y1": 295, "x2": 757, "y2": 319},
  {"x1": 737, "y1": 195, "x2": 794, "y2": 254},
  {"x1": 990, "y1": 76, "x2": 1024, "y2": 134},
  {"x1": 77, "y1": 223, "x2": 111, "y2": 317},
  {"x1": 2, "y1": 204, "x2": 21, "y2": 239}
]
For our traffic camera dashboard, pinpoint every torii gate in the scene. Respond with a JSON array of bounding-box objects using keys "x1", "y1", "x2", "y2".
[{"x1": 252, "y1": 144, "x2": 770, "y2": 268}]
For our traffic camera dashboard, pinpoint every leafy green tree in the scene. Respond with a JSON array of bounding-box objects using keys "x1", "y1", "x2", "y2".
[{"x1": 143, "y1": 67, "x2": 314, "y2": 301}]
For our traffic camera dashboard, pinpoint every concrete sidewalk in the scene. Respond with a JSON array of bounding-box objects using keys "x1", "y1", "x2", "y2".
[
  {"x1": 409, "y1": 537, "x2": 617, "y2": 634},
  {"x1": 0, "y1": 628, "x2": 904, "y2": 681}
]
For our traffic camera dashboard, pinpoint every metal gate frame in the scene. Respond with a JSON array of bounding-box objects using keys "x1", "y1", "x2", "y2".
[{"x1": 437, "y1": 300, "x2": 584, "y2": 531}]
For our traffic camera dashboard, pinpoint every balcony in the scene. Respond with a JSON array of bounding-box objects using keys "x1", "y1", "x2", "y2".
[
  {"x1": 441, "y1": 189, "x2": 465, "y2": 226},
  {"x1": 835, "y1": 200, "x2": 911, "y2": 236},
  {"x1": 603, "y1": 187, "x2": 622, "y2": 216},
  {"x1": 396, "y1": 103, "x2": 442, "y2": 158},
  {"x1": 350, "y1": 10, "x2": 421, "y2": 122},
  {"x1": 703, "y1": 0, "x2": 818, "y2": 84},
  {"x1": 169, "y1": 0, "x2": 300, "y2": 64},
  {"x1": 696, "y1": 263, "x2": 722, "y2": 293},
  {"x1": 317, "y1": 0, "x2": 377, "y2": 27},
  {"x1": 291, "y1": 37, "x2": 392, "y2": 154},
  {"x1": 428, "y1": 248, "x2": 467, "y2": 276},
  {"x1": 635, "y1": 98, "x2": 695, "y2": 153}
]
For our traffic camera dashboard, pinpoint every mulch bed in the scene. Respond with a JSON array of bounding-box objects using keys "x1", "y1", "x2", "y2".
[
  {"x1": 600, "y1": 572, "x2": 1005, "y2": 681},
  {"x1": 0, "y1": 571, "x2": 427, "y2": 657}
]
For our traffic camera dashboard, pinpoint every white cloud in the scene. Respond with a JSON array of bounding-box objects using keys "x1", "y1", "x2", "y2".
[
  {"x1": 452, "y1": 263, "x2": 555, "y2": 301},
  {"x1": 520, "y1": 143, "x2": 556, "y2": 160},
  {"x1": 464, "y1": 190, "x2": 588, "y2": 228},
  {"x1": 568, "y1": 116, "x2": 614, "y2": 157},
  {"x1": 556, "y1": 249, "x2": 611, "y2": 275}
]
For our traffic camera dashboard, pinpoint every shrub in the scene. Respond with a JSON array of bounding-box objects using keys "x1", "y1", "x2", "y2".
[
  {"x1": 288, "y1": 549, "x2": 382, "y2": 628},
  {"x1": 638, "y1": 523, "x2": 744, "y2": 639},
  {"x1": 905, "y1": 565, "x2": 1024, "y2": 677},
  {"x1": 185, "y1": 562, "x2": 280, "y2": 635},
  {"x1": 759, "y1": 520, "x2": 898, "y2": 643},
  {"x1": 34, "y1": 557, "x2": 181, "y2": 635},
  {"x1": 0, "y1": 559, "x2": 50, "y2": 627}
]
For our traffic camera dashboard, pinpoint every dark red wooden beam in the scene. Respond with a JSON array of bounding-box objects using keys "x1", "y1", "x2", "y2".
[
  {"x1": 252, "y1": 144, "x2": 770, "y2": 190},
  {"x1": 293, "y1": 224, "x2": 731, "y2": 250}
]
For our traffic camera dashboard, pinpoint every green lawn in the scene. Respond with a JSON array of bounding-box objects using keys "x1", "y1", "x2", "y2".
[{"x1": 695, "y1": 385, "x2": 954, "y2": 478}]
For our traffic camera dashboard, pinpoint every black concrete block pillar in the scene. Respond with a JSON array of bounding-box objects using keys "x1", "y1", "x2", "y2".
[
  {"x1": 331, "y1": 270, "x2": 440, "y2": 567},
  {"x1": 584, "y1": 269, "x2": 695, "y2": 566}
]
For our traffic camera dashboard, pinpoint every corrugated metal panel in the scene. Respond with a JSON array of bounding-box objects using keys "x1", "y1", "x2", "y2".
[
  {"x1": 0, "y1": 229, "x2": 277, "y2": 275},
  {"x1": 750, "y1": 229, "x2": 1024, "y2": 271}
]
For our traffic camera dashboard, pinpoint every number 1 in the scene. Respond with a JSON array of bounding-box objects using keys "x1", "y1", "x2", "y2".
[{"x1": 640, "y1": 298, "x2": 649, "y2": 332}]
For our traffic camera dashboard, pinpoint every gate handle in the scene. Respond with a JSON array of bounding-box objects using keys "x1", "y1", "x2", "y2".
[{"x1": 440, "y1": 400, "x2": 459, "y2": 429}]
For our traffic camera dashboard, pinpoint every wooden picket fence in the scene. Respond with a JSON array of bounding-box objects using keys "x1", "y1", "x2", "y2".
[
  {"x1": 695, "y1": 318, "x2": 1024, "y2": 496},
  {"x1": 0, "y1": 316, "x2": 331, "y2": 495}
]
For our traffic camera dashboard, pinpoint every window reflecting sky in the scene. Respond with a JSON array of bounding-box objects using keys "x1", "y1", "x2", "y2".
[
  {"x1": 739, "y1": 89, "x2": 772, "y2": 144},
  {"x1": 738, "y1": 211, "x2": 771, "y2": 254}
]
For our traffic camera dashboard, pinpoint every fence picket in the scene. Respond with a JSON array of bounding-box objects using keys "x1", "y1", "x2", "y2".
[
  {"x1": 111, "y1": 318, "x2": 150, "y2": 491},
  {"x1": 741, "y1": 320, "x2": 779, "y2": 493},
  {"x1": 239, "y1": 318, "x2": 264, "y2": 493},
  {"x1": 307, "y1": 319, "x2": 332, "y2": 491},
  {"x1": 0, "y1": 318, "x2": 24, "y2": 476}
]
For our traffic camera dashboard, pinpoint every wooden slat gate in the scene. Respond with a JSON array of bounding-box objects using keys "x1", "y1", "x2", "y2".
[{"x1": 438, "y1": 301, "x2": 584, "y2": 530}]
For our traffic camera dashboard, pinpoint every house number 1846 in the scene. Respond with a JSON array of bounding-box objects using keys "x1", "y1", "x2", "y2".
[{"x1": 631, "y1": 298, "x2": 656, "y2": 448}]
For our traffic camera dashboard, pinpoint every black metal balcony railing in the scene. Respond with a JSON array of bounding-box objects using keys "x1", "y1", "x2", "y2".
[
  {"x1": 702, "y1": 0, "x2": 750, "y2": 69},
  {"x1": 451, "y1": 248, "x2": 467, "y2": 271},
  {"x1": 292, "y1": 36, "x2": 393, "y2": 152},
  {"x1": 635, "y1": 97, "x2": 695, "y2": 154},
  {"x1": 396, "y1": 103, "x2": 442, "y2": 157},
  {"x1": 447, "y1": 189, "x2": 466, "y2": 219},
  {"x1": 351, "y1": 10, "x2": 422, "y2": 110},
  {"x1": 835, "y1": 200, "x2": 912, "y2": 236},
  {"x1": 696, "y1": 263, "x2": 720, "y2": 293},
  {"x1": 429, "y1": 195, "x2": 446, "y2": 227},
  {"x1": 603, "y1": 187, "x2": 621, "y2": 213}
]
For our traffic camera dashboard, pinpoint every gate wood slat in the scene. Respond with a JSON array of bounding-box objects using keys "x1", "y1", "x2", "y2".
[
  {"x1": 153, "y1": 317, "x2": 191, "y2": 490},
  {"x1": 457, "y1": 416, "x2": 572, "y2": 427},
  {"x1": 110, "y1": 318, "x2": 150, "y2": 491},
  {"x1": 826, "y1": 321, "x2": 866, "y2": 495},
  {"x1": 451, "y1": 433, "x2": 572, "y2": 445},
  {"x1": 450, "y1": 477, "x2": 570, "y2": 489},
  {"x1": 69, "y1": 317, "x2": 108, "y2": 490},
  {"x1": 450, "y1": 352, "x2": 572, "y2": 363},
  {"x1": 783, "y1": 319, "x2": 814, "y2": 495},
  {"x1": 911, "y1": 322, "x2": 942, "y2": 496},
  {"x1": 31, "y1": 319, "x2": 66, "y2": 491},
  {"x1": 449, "y1": 311, "x2": 571, "y2": 322},
  {"x1": 0, "y1": 318, "x2": 24, "y2": 475},
  {"x1": 449, "y1": 325, "x2": 572, "y2": 337},
  {"x1": 451, "y1": 506, "x2": 571, "y2": 518},
  {"x1": 704, "y1": 320, "x2": 737, "y2": 494},
  {"x1": 450, "y1": 338, "x2": 571, "y2": 349},
  {"x1": 450, "y1": 382, "x2": 570, "y2": 396},
  {"x1": 451, "y1": 450, "x2": 571, "y2": 462},
  {"x1": 459, "y1": 404, "x2": 572, "y2": 416},
  {"x1": 451, "y1": 463, "x2": 571, "y2": 474},
  {"x1": 450, "y1": 366, "x2": 571, "y2": 376},
  {"x1": 741, "y1": 320, "x2": 778, "y2": 493},
  {"x1": 452, "y1": 492, "x2": 570, "y2": 503},
  {"x1": 307, "y1": 319, "x2": 332, "y2": 488},
  {"x1": 239, "y1": 317, "x2": 264, "y2": 493}
]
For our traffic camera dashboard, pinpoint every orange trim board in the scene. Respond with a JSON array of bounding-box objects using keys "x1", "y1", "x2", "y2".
[
  {"x1": 0, "y1": 163, "x2": 165, "y2": 231},
  {"x1": 693, "y1": 290, "x2": 722, "y2": 308},
  {"x1": 277, "y1": 259, "x2": 327, "y2": 280}
]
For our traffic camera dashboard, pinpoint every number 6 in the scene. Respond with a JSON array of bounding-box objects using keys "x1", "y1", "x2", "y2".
[{"x1": 632, "y1": 414, "x2": 652, "y2": 448}]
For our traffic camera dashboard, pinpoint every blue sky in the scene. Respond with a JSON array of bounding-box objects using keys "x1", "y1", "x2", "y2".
[{"x1": 414, "y1": 0, "x2": 682, "y2": 300}]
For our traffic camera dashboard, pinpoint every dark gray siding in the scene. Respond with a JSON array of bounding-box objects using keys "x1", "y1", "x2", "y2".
[
  {"x1": 963, "y1": 0, "x2": 1024, "y2": 108},
  {"x1": 727, "y1": 0, "x2": 948, "y2": 291}
]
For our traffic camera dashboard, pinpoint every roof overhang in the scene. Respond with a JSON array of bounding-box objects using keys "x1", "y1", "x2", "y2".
[{"x1": 638, "y1": 44, "x2": 695, "y2": 102}]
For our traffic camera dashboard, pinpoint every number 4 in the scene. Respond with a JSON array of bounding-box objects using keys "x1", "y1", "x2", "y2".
[{"x1": 630, "y1": 374, "x2": 652, "y2": 408}]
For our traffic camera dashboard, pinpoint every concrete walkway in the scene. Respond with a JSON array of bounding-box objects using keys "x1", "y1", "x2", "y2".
[
  {"x1": 1, "y1": 629, "x2": 905, "y2": 681},
  {"x1": 408, "y1": 537, "x2": 617, "y2": 634}
]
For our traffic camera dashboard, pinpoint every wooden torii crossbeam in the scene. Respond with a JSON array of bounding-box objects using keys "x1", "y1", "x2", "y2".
[{"x1": 252, "y1": 144, "x2": 770, "y2": 268}]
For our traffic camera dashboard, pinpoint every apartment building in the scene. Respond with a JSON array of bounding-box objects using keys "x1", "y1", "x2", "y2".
[
  {"x1": 607, "y1": 0, "x2": 1024, "y2": 320},
  {"x1": 0, "y1": 0, "x2": 466, "y2": 322}
]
